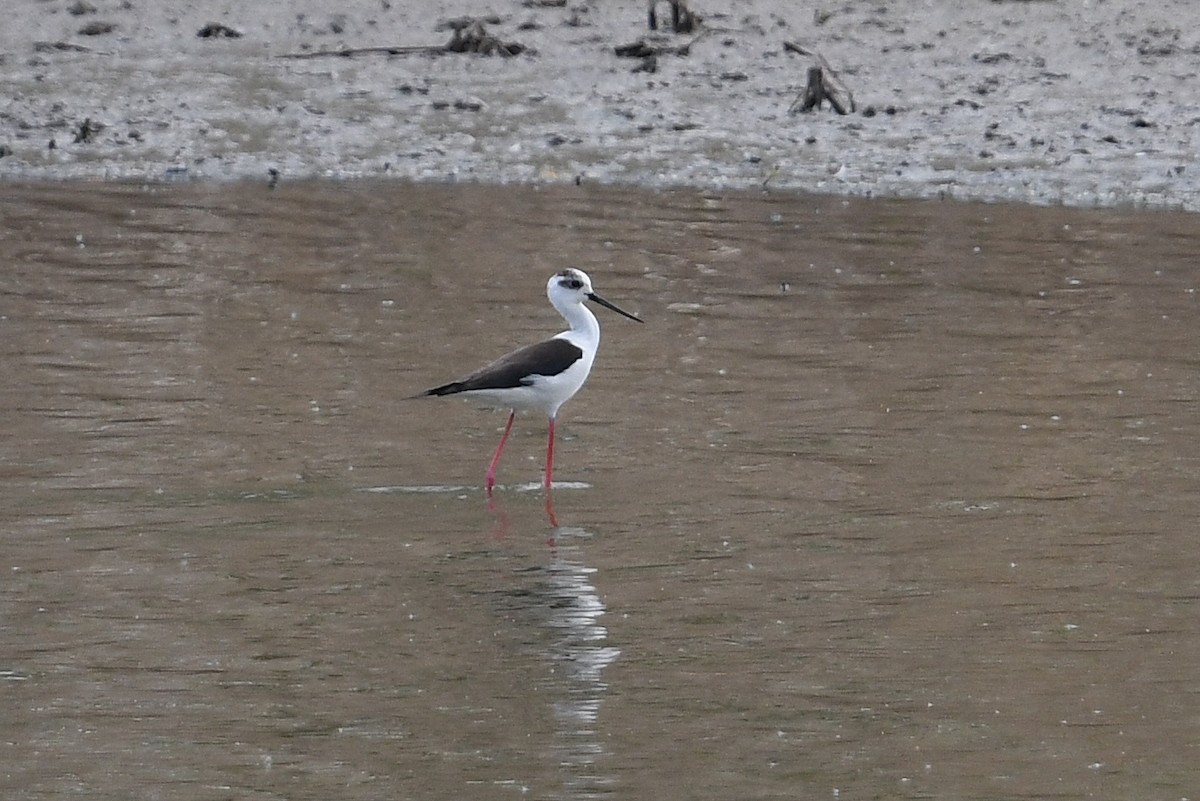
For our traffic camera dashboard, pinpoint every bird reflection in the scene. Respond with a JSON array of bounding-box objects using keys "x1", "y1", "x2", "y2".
[
  {"x1": 538, "y1": 525, "x2": 620, "y2": 798},
  {"x1": 485, "y1": 486, "x2": 560, "y2": 537},
  {"x1": 544, "y1": 488, "x2": 559, "y2": 529},
  {"x1": 491, "y1": 522, "x2": 619, "y2": 799},
  {"x1": 482, "y1": 487, "x2": 510, "y2": 538},
  {"x1": 483, "y1": 485, "x2": 615, "y2": 799}
]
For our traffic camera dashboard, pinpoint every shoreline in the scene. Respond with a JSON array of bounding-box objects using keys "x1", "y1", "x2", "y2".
[{"x1": 3, "y1": 0, "x2": 1198, "y2": 211}]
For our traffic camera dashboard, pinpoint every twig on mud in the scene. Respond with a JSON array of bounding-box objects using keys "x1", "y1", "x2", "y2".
[
  {"x1": 278, "y1": 19, "x2": 527, "y2": 60},
  {"x1": 279, "y1": 44, "x2": 442, "y2": 59},
  {"x1": 614, "y1": 29, "x2": 708, "y2": 59},
  {"x1": 33, "y1": 41, "x2": 92, "y2": 52},
  {"x1": 613, "y1": 29, "x2": 708, "y2": 72},
  {"x1": 784, "y1": 41, "x2": 855, "y2": 115}
]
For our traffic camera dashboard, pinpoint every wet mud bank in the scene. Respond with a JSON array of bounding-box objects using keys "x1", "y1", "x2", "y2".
[{"x1": 2, "y1": 0, "x2": 1199, "y2": 210}]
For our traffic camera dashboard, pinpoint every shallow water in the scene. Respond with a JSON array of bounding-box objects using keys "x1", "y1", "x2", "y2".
[{"x1": 2, "y1": 181, "x2": 1198, "y2": 799}]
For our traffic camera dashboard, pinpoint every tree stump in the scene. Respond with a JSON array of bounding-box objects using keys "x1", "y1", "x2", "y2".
[
  {"x1": 785, "y1": 42, "x2": 855, "y2": 115},
  {"x1": 647, "y1": 1, "x2": 697, "y2": 34}
]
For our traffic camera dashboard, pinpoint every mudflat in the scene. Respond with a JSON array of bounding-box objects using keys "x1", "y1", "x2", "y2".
[{"x1": 3, "y1": 0, "x2": 1198, "y2": 209}]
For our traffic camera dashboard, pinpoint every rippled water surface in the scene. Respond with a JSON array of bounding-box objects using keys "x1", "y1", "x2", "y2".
[{"x1": 2, "y1": 181, "x2": 1198, "y2": 799}]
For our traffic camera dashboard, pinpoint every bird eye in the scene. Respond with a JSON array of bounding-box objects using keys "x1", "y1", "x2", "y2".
[{"x1": 565, "y1": 278, "x2": 583, "y2": 289}]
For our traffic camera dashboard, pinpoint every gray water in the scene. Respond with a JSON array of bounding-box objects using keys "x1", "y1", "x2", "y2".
[{"x1": 2, "y1": 181, "x2": 1197, "y2": 799}]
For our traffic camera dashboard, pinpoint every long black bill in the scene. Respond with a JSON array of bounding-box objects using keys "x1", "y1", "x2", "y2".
[{"x1": 587, "y1": 292, "x2": 644, "y2": 323}]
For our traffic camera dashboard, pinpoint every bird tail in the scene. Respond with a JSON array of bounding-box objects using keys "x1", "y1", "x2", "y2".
[{"x1": 408, "y1": 382, "x2": 464, "y2": 399}]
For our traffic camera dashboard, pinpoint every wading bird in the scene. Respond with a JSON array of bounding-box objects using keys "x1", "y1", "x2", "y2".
[{"x1": 417, "y1": 268, "x2": 642, "y2": 492}]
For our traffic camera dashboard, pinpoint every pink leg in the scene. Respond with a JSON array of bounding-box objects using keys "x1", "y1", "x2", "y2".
[
  {"x1": 486, "y1": 411, "x2": 516, "y2": 494},
  {"x1": 544, "y1": 416, "x2": 556, "y2": 490}
]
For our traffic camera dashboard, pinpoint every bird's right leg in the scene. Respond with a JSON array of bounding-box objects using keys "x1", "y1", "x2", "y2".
[{"x1": 485, "y1": 410, "x2": 516, "y2": 494}]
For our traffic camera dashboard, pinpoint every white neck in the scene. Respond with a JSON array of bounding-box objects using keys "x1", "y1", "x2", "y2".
[{"x1": 555, "y1": 298, "x2": 600, "y2": 349}]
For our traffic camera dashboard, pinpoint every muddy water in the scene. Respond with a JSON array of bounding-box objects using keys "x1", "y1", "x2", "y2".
[{"x1": 1, "y1": 181, "x2": 1197, "y2": 799}]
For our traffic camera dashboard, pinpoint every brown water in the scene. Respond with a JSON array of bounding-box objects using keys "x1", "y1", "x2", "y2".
[{"x1": 2, "y1": 181, "x2": 1198, "y2": 799}]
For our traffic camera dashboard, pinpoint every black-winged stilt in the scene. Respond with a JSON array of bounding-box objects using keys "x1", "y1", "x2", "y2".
[{"x1": 417, "y1": 267, "x2": 642, "y2": 492}]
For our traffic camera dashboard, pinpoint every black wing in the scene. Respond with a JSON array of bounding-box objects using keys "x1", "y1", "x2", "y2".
[{"x1": 420, "y1": 338, "x2": 583, "y2": 397}]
